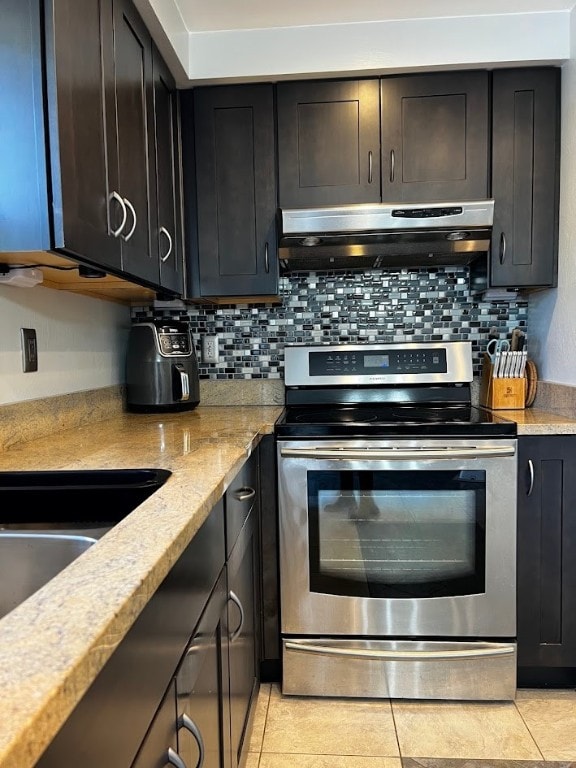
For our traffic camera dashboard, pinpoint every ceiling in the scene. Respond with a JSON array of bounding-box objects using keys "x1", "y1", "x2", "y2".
[{"x1": 174, "y1": 0, "x2": 576, "y2": 33}]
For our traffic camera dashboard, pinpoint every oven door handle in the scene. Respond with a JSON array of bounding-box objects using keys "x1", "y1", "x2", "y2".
[
  {"x1": 279, "y1": 446, "x2": 516, "y2": 460},
  {"x1": 284, "y1": 641, "x2": 516, "y2": 660}
]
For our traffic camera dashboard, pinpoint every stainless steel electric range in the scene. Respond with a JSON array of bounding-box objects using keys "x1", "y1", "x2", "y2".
[{"x1": 275, "y1": 341, "x2": 518, "y2": 701}]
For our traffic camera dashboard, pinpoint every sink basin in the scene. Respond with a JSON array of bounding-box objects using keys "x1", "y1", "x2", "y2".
[
  {"x1": 0, "y1": 469, "x2": 171, "y2": 620},
  {"x1": 0, "y1": 468, "x2": 171, "y2": 532},
  {"x1": 0, "y1": 532, "x2": 98, "y2": 620}
]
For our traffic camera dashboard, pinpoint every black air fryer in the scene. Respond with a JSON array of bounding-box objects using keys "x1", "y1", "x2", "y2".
[{"x1": 126, "y1": 321, "x2": 200, "y2": 412}]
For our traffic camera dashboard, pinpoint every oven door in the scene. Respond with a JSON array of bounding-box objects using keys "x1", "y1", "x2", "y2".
[{"x1": 277, "y1": 438, "x2": 517, "y2": 638}]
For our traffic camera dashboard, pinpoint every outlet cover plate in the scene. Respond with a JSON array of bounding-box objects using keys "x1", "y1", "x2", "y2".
[{"x1": 21, "y1": 328, "x2": 38, "y2": 372}]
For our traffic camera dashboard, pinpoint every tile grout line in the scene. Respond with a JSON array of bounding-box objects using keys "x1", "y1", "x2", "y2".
[{"x1": 513, "y1": 697, "x2": 546, "y2": 762}]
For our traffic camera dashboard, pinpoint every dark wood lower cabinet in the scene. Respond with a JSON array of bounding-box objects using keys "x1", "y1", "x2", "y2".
[
  {"x1": 174, "y1": 569, "x2": 230, "y2": 768},
  {"x1": 517, "y1": 435, "x2": 576, "y2": 687},
  {"x1": 35, "y1": 499, "x2": 226, "y2": 768},
  {"x1": 34, "y1": 449, "x2": 263, "y2": 768},
  {"x1": 228, "y1": 506, "x2": 259, "y2": 767}
]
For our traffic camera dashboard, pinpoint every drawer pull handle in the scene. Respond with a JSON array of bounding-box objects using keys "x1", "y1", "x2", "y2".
[
  {"x1": 178, "y1": 713, "x2": 205, "y2": 768},
  {"x1": 228, "y1": 590, "x2": 244, "y2": 642},
  {"x1": 232, "y1": 487, "x2": 255, "y2": 502}
]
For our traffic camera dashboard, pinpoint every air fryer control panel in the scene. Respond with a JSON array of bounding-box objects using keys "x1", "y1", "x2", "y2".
[{"x1": 156, "y1": 326, "x2": 192, "y2": 356}]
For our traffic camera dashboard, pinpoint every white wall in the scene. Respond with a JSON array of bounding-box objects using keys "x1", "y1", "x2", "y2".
[
  {"x1": 0, "y1": 285, "x2": 130, "y2": 406},
  {"x1": 528, "y1": 6, "x2": 576, "y2": 386},
  {"x1": 135, "y1": 1, "x2": 571, "y2": 86}
]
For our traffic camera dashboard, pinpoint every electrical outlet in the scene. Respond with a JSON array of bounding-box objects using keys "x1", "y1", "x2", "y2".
[
  {"x1": 201, "y1": 335, "x2": 219, "y2": 364},
  {"x1": 21, "y1": 328, "x2": 38, "y2": 372}
]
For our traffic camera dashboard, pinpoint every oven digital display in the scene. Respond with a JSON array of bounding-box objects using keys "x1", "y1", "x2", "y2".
[
  {"x1": 308, "y1": 348, "x2": 448, "y2": 376},
  {"x1": 364, "y1": 354, "x2": 390, "y2": 368}
]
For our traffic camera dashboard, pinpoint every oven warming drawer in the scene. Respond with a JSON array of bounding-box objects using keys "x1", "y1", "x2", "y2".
[{"x1": 283, "y1": 638, "x2": 517, "y2": 700}]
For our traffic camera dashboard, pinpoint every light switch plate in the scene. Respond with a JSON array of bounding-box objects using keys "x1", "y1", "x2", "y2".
[{"x1": 21, "y1": 328, "x2": 38, "y2": 372}]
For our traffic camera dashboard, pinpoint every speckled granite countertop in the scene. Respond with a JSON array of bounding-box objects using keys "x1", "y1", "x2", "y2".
[
  {"x1": 489, "y1": 406, "x2": 576, "y2": 435},
  {"x1": 0, "y1": 405, "x2": 283, "y2": 768}
]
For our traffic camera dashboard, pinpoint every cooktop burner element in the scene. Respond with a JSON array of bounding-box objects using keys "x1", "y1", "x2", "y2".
[
  {"x1": 290, "y1": 405, "x2": 474, "y2": 425},
  {"x1": 277, "y1": 341, "x2": 517, "y2": 438}
]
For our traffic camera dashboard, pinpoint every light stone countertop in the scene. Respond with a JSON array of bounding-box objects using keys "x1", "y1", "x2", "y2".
[
  {"x1": 0, "y1": 405, "x2": 283, "y2": 768},
  {"x1": 488, "y1": 406, "x2": 576, "y2": 434}
]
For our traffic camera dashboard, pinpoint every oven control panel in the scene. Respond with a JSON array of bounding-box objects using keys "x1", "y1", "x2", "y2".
[
  {"x1": 283, "y1": 342, "x2": 472, "y2": 387},
  {"x1": 309, "y1": 348, "x2": 446, "y2": 376}
]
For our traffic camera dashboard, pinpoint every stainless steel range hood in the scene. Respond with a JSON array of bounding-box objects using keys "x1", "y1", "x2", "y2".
[{"x1": 278, "y1": 200, "x2": 494, "y2": 273}]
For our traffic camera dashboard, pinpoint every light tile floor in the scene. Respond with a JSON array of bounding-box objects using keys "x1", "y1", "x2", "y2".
[{"x1": 246, "y1": 685, "x2": 576, "y2": 768}]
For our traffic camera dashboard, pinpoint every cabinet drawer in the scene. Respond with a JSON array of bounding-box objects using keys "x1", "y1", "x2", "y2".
[{"x1": 225, "y1": 452, "x2": 259, "y2": 557}]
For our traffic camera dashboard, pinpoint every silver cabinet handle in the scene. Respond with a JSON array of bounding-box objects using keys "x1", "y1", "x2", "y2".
[
  {"x1": 228, "y1": 590, "x2": 244, "y2": 642},
  {"x1": 499, "y1": 232, "x2": 506, "y2": 265},
  {"x1": 122, "y1": 197, "x2": 137, "y2": 242},
  {"x1": 160, "y1": 226, "x2": 173, "y2": 262},
  {"x1": 232, "y1": 487, "x2": 255, "y2": 502},
  {"x1": 390, "y1": 149, "x2": 395, "y2": 183},
  {"x1": 527, "y1": 459, "x2": 535, "y2": 496},
  {"x1": 167, "y1": 746, "x2": 188, "y2": 768},
  {"x1": 109, "y1": 191, "x2": 127, "y2": 237},
  {"x1": 265, "y1": 242, "x2": 269, "y2": 273},
  {"x1": 280, "y1": 446, "x2": 516, "y2": 460},
  {"x1": 368, "y1": 150, "x2": 373, "y2": 184},
  {"x1": 285, "y1": 640, "x2": 516, "y2": 661},
  {"x1": 178, "y1": 713, "x2": 204, "y2": 768}
]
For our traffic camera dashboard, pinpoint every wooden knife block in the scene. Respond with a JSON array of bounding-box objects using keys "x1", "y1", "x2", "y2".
[{"x1": 479, "y1": 353, "x2": 526, "y2": 410}]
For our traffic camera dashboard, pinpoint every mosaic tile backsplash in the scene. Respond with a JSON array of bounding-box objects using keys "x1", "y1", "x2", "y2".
[{"x1": 131, "y1": 268, "x2": 528, "y2": 380}]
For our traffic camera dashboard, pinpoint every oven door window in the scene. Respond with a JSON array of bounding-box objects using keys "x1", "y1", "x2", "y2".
[{"x1": 308, "y1": 470, "x2": 485, "y2": 599}]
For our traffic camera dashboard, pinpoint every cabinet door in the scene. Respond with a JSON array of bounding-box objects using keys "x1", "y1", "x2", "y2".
[
  {"x1": 277, "y1": 79, "x2": 380, "y2": 207},
  {"x1": 227, "y1": 506, "x2": 259, "y2": 768},
  {"x1": 517, "y1": 437, "x2": 576, "y2": 685},
  {"x1": 110, "y1": 0, "x2": 158, "y2": 285},
  {"x1": 46, "y1": 0, "x2": 121, "y2": 269},
  {"x1": 152, "y1": 46, "x2": 184, "y2": 296},
  {"x1": 191, "y1": 84, "x2": 278, "y2": 297},
  {"x1": 35, "y1": 500, "x2": 225, "y2": 768},
  {"x1": 380, "y1": 71, "x2": 489, "y2": 202},
  {"x1": 130, "y1": 681, "x2": 179, "y2": 768},
  {"x1": 490, "y1": 68, "x2": 560, "y2": 289},
  {"x1": 176, "y1": 569, "x2": 230, "y2": 768}
]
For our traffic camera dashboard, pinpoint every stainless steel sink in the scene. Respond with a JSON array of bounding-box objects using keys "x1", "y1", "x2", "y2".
[
  {"x1": 0, "y1": 468, "x2": 171, "y2": 531},
  {"x1": 0, "y1": 532, "x2": 98, "y2": 620},
  {"x1": 0, "y1": 468, "x2": 171, "y2": 620}
]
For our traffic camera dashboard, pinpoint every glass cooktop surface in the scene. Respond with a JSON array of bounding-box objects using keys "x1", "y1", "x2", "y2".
[{"x1": 276, "y1": 403, "x2": 517, "y2": 438}]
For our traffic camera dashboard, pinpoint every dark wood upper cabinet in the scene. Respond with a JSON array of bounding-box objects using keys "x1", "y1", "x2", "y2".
[
  {"x1": 276, "y1": 73, "x2": 488, "y2": 209},
  {"x1": 277, "y1": 79, "x2": 381, "y2": 208},
  {"x1": 186, "y1": 84, "x2": 278, "y2": 298},
  {"x1": 109, "y1": 0, "x2": 158, "y2": 285},
  {"x1": 517, "y1": 436, "x2": 576, "y2": 687},
  {"x1": 45, "y1": 0, "x2": 121, "y2": 269},
  {"x1": 490, "y1": 68, "x2": 560, "y2": 290},
  {"x1": 1, "y1": 0, "x2": 184, "y2": 298},
  {"x1": 380, "y1": 71, "x2": 489, "y2": 202},
  {"x1": 152, "y1": 46, "x2": 184, "y2": 296}
]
